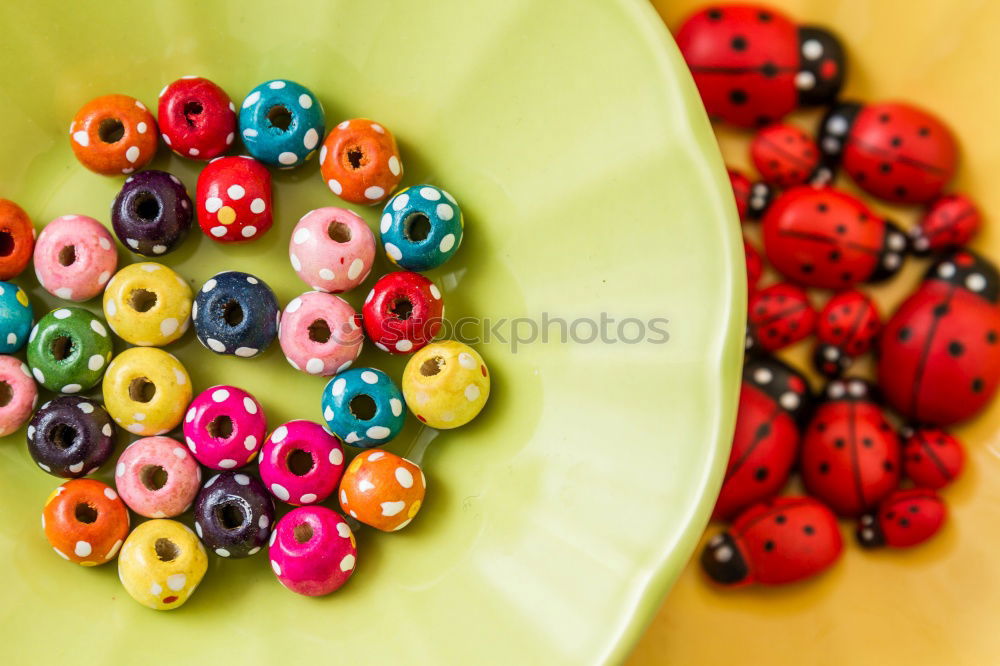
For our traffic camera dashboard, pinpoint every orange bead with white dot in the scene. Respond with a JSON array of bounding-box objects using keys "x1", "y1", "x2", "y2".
[
  {"x1": 69, "y1": 94, "x2": 158, "y2": 175},
  {"x1": 43, "y1": 479, "x2": 129, "y2": 566},
  {"x1": 339, "y1": 450, "x2": 425, "y2": 532}
]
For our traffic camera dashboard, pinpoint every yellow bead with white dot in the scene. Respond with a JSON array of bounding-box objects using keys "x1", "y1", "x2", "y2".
[
  {"x1": 103, "y1": 347, "x2": 192, "y2": 436},
  {"x1": 402, "y1": 340, "x2": 490, "y2": 429},
  {"x1": 103, "y1": 262, "x2": 192, "y2": 346},
  {"x1": 117, "y1": 519, "x2": 207, "y2": 610}
]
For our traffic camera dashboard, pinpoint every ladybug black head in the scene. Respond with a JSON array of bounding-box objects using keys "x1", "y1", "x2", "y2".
[
  {"x1": 812, "y1": 102, "x2": 862, "y2": 184},
  {"x1": 869, "y1": 221, "x2": 909, "y2": 283},
  {"x1": 824, "y1": 377, "x2": 880, "y2": 403},
  {"x1": 796, "y1": 26, "x2": 845, "y2": 107},
  {"x1": 743, "y1": 356, "x2": 813, "y2": 424},
  {"x1": 856, "y1": 512, "x2": 886, "y2": 548},
  {"x1": 812, "y1": 342, "x2": 851, "y2": 379},
  {"x1": 926, "y1": 248, "x2": 1000, "y2": 303},
  {"x1": 701, "y1": 532, "x2": 749, "y2": 585},
  {"x1": 747, "y1": 181, "x2": 775, "y2": 220}
]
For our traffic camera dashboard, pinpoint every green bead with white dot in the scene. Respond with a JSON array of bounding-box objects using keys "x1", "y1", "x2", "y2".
[{"x1": 26, "y1": 307, "x2": 113, "y2": 394}]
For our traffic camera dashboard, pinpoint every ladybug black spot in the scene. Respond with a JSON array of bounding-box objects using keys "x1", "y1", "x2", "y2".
[
  {"x1": 789, "y1": 321, "x2": 799, "y2": 331},
  {"x1": 835, "y1": 224, "x2": 847, "y2": 234},
  {"x1": 879, "y1": 163, "x2": 892, "y2": 174},
  {"x1": 909, "y1": 504, "x2": 920, "y2": 513},
  {"x1": 919, "y1": 126, "x2": 931, "y2": 136},
  {"x1": 972, "y1": 378, "x2": 985, "y2": 393},
  {"x1": 987, "y1": 330, "x2": 997, "y2": 344},
  {"x1": 879, "y1": 422, "x2": 891, "y2": 432},
  {"x1": 898, "y1": 327, "x2": 912, "y2": 341},
  {"x1": 855, "y1": 171, "x2": 867, "y2": 183},
  {"x1": 883, "y1": 460, "x2": 894, "y2": 471},
  {"x1": 754, "y1": 467, "x2": 769, "y2": 482},
  {"x1": 707, "y1": 8, "x2": 723, "y2": 20},
  {"x1": 862, "y1": 437, "x2": 874, "y2": 448},
  {"x1": 891, "y1": 136, "x2": 903, "y2": 147},
  {"x1": 755, "y1": 115, "x2": 772, "y2": 127},
  {"x1": 769, "y1": 159, "x2": 780, "y2": 169},
  {"x1": 841, "y1": 305, "x2": 852, "y2": 315},
  {"x1": 766, "y1": 328, "x2": 779, "y2": 338},
  {"x1": 858, "y1": 212, "x2": 869, "y2": 222},
  {"x1": 900, "y1": 517, "x2": 911, "y2": 528},
  {"x1": 780, "y1": 335, "x2": 792, "y2": 345},
  {"x1": 758, "y1": 10, "x2": 772, "y2": 21},
  {"x1": 933, "y1": 304, "x2": 949, "y2": 318},
  {"x1": 878, "y1": 113, "x2": 891, "y2": 123},
  {"x1": 764, "y1": 540, "x2": 775, "y2": 551},
  {"x1": 729, "y1": 89, "x2": 748, "y2": 105},
  {"x1": 755, "y1": 423, "x2": 771, "y2": 439},
  {"x1": 817, "y1": 422, "x2": 827, "y2": 433},
  {"x1": 834, "y1": 438, "x2": 845, "y2": 449},
  {"x1": 911, "y1": 452, "x2": 922, "y2": 462},
  {"x1": 801, "y1": 264, "x2": 815, "y2": 274},
  {"x1": 832, "y1": 326, "x2": 843, "y2": 336},
  {"x1": 887, "y1": 511, "x2": 896, "y2": 519},
  {"x1": 817, "y1": 203, "x2": 829, "y2": 213},
  {"x1": 895, "y1": 186, "x2": 908, "y2": 198},
  {"x1": 819, "y1": 462, "x2": 830, "y2": 474},
  {"x1": 731, "y1": 36, "x2": 748, "y2": 51},
  {"x1": 841, "y1": 271, "x2": 853, "y2": 282},
  {"x1": 829, "y1": 250, "x2": 842, "y2": 262},
  {"x1": 936, "y1": 436, "x2": 947, "y2": 446},
  {"x1": 775, "y1": 514, "x2": 787, "y2": 524},
  {"x1": 803, "y1": 525, "x2": 815, "y2": 535},
  {"x1": 761, "y1": 62, "x2": 778, "y2": 78},
  {"x1": 949, "y1": 341, "x2": 964, "y2": 357}
]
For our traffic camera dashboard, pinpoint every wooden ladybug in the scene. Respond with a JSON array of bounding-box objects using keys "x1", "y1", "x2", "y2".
[
  {"x1": 817, "y1": 101, "x2": 958, "y2": 204},
  {"x1": 761, "y1": 185, "x2": 908, "y2": 289},
  {"x1": 676, "y1": 5, "x2": 845, "y2": 128},
  {"x1": 713, "y1": 356, "x2": 812, "y2": 520},
  {"x1": 909, "y1": 194, "x2": 981, "y2": 256},
  {"x1": 857, "y1": 488, "x2": 946, "y2": 549},
  {"x1": 878, "y1": 249, "x2": 1000, "y2": 426},
  {"x1": 901, "y1": 426, "x2": 964, "y2": 489},
  {"x1": 702, "y1": 496, "x2": 842, "y2": 586},
  {"x1": 729, "y1": 167, "x2": 773, "y2": 222},
  {"x1": 744, "y1": 235, "x2": 764, "y2": 296},
  {"x1": 746, "y1": 282, "x2": 816, "y2": 353},
  {"x1": 750, "y1": 123, "x2": 819, "y2": 188},
  {"x1": 801, "y1": 379, "x2": 901, "y2": 517},
  {"x1": 812, "y1": 289, "x2": 881, "y2": 378}
]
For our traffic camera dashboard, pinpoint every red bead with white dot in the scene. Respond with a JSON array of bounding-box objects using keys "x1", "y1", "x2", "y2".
[
  {"x1": 158, "y1": 76, "x2": 237, "y2": 161},
  {"x1": 362, "y1": 271, "x2": 443, "y2": 354},
  {"x1": 195, "y1": 156, "x2": 272, "y2": 242}
]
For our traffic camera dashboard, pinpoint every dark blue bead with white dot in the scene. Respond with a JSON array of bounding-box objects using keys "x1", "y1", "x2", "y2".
[{"x1": 193, "y1": 271, "x2": 279, "y2": 358}]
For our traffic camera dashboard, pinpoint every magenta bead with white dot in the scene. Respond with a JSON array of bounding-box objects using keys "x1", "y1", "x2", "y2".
[
  {"x1": 0, "y1": 355, "x2": 37, "y2": 436},
  {"x1": 33, "y1": 215, "x2": 118, "y2": 302},
  {"x1": 289, "y1": 207, "x2": 375, "y2": 294},
  {"x1": 115, "y1": 436, "x2": 201, "y2": 518},
  {"x1": 268, "y1": 505, "x2": 356, "y2": 596},
  {"x1": 182, "y1": 385, "x2": 266, "y2": 470},
  {"x1": 258, "y1": 419, "x2": 345, "y2": 506},
  {"x1": 278, "y1": 291, "x2": 363, "y2": 376}
]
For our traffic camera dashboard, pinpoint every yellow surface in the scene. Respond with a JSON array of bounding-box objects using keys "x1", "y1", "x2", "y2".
[{"x1": 631, "y1": 1, "x2": 1000, "y2": 664}]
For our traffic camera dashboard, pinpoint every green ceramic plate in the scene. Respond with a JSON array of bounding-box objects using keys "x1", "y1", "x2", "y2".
[{"x1": 0, "y1": 0, "x2": 742, "y2": 662}]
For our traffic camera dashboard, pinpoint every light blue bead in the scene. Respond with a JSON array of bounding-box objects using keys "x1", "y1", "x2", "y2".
[
  {"x1": 0, "y1": 281, "x2": 33, "y2": 353},
  {"x1": 238, "y1": 79, "x2": 324, "y2": 169},
  {"x1": 321, "y1": 368, "x2": 405, "y2": 448},
  {"x1": 379, "y1": 185, "x2": 464, "y2": 271}
]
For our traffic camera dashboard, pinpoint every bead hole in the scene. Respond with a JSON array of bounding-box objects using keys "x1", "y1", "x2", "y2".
[
  {"x1": 155, "y1": 537, "x2": 179, "y2": 562},
  {"x1": 216, "y1": 502, "x2": 245, "y2": 531},
  {"x1": 98, "y1": 117, "x2": 125, "y2": 143},
  {"x1": 389, "y1": 298, "x2": 413, "y2": 320},
  {"x1": 287, "y1": 449, "x2": 314, "y2": 476},
  {"x1": 50, "y1": 423, "x2": 78, "y2": 449},
  {"x1": 349, "y1": 394, "x2": 377, "y2": 421},
  {"x1": 308, "y1": 318, "x2": 331, "y2": 343},
  {"x1": 128, "y1": 288, "x2": 158, "y2": 312},
  {"x1": 134, "y1": 192, "x2": 161, "y2": 222},
  {"x1": 58, "y1": 244, "x2": 76, "y2": 266},
  {"x1": 0, "y1": 381, "x2": 10, "y2": 407},
  {"x1": 293, "y1": 522, "x2": 313, "y2": 543},
  {"x1": 140, "y1": 465, "x2": 169, "y2": 491},
  {"x1": 207, "y1": 414, "x2": 234, "y2": 439},
  {"x1": 74, "y1": 502, "x2": 98, "y2": 524},
  {"x1": 50, "y1": 335, "x2": 76, "y2": 361},
  {"x1": 183, "y1": 100, "x2": 203, "y2": 127},
  {"x1": 403, "y1": 213, "x2": 431, "y2": 242},
  {"x1": 0, "y1": 231, "x2": 14, "y2": 257},
  {"x1": 345, "y1": 145, "x2": 367, "y2": 170},
  {"x1": 266, "y1": 105, "x2": 293, "y2": 132},
  {"x1": 222, "y1": 300, "x2": 244, "y2": 326},
  {"x1": 129, "y1": 377, "x2": 156, "y2": 403},
  {"x1": 420, "y1": 356, "x2": 445, "y2": 377},
  {"x1": 327, "y1": 221, "x2": 352, "y2": 243}
]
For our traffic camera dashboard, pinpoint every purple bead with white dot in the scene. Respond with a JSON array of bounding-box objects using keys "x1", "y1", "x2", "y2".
[
  {"x1": 193, "y1": 471, "x2": 274, "y2": 558},
  {"x1": 111, "y1": 170, "x2": 192, "y2": 256},
  {"x1": 27, "y1": 396, "x2": 115, "y2": 478}
]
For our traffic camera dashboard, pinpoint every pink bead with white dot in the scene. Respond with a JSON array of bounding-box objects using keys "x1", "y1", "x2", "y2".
[
  {"x1": 258, "y1": 420, "x2": 345, "y2": 506},
  {"x1": 33, "y1": 215, "x2": 118, "y2": 302},
  {"x1": 0, "y1": 355, "x2": 37, "y2": 436},
  {"x1": 278, "y1": 291, "x2": 363, "y2": 376},
  {"x1": 268, "y1": 505, "x2": 356, "y2": 596},
  {"x1": 114, "y1": 436, "x2": 201, "y2": 518},
  {"x1": 182, "y1": 385, "x2": 266, "y2": 470},
  {"x1": 289, "y1": 207, "x2": 375, "y2": 294}
]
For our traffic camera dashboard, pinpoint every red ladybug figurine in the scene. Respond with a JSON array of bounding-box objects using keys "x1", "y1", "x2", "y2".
[
  {"x1": 746, "y1": 282, "x2": 817, "y2": 352},
  {"x1": 702, "y1": 496, "x2": 843, "y2": 586},
  {"x1": 713, "y1": 356, "x2": 811, "y2": 520},
  {"x1": 761, "y1": 185, "x2": 908, "y2": 289},
  {"x1": 750, "y1": 123, "x2": 820, "y2": 188},
  {"x1": 676, "y1": 4, "x2": 845, "y2": 128},
  {"x1": 857, "y1": 488, "x2": 946, "y2": 549},
  {"x1": 744, "y1": 235, "x2": 764, "y2": 296},
  {"x1": 878, "y1": 249, "x2": 1000, "y2": 426},
  {"x1": 909, "y1": 193, "x2": 982, "y2": 256},
  {"x1": 801, "y1": 379, "x2": 901, "y2": 517},
  {"x1": 729, "y1": 167, "x2": 773, "y2": 222},
  {"x1": 901, "y1": 426, "x2": 964, "y2": 489},
  {"x1": 812, "y1": 289, "x2": 881, "y2": 377},
  {"x1": 817, "y1": 101, "x2": 958, "y2": 204}
]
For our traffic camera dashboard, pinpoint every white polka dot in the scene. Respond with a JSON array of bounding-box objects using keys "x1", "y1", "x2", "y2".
[
  {"x1": 329, "y1": 448, "x2": 343, "y2": 465},
  {"x1": 243, "y1": 434, "x2": 258, "y2": 451},
  {"x1": 327, "y1": 179, "x2": 343, "y2": 195},
  {"x1": 160, "y1": 318, "x2": 179, "y2": 337},
  {"x1": 330, "y1": 379, "x2": 347, "y2": 398},
  {"x1": 303, "y1": 128, "x2": 319, "y2": 150},
  {"x1": 174, "y1": 368, "x2": 187, "y2": 385},
  {"x1": 166, "y1": 573, "x2": 186, "y2": 591},
  {"x1": 205, "y1": 197, "x2": 224, "y2": 214},
  {"x1": 210, "y1": 226, "x2": 227, "y2": 238},
  {"x1": 225, "y1": 132, "x2": 234, "y2": 145},
  {"x1": 380, "y1": 214, "x2": 393, "y2": 234},
  {"x1": 395, "y1": 466, "x2": 414, "y2": 488},
  {"x1": 365, "y1": 186, "x2": 385, "y2": 200},
  {"x1": 186, "y1": 436, "x2": 197, "y2": 452},
  {"x1": 271, "y1": 559, "x2": 281, "y2": 576},
  {"x1": 205, "y1": 474, "x2": 219, "y2": 487},
  {"x1": 132, "y1": 412, "x2": 146, "y2": 421},
  {"x1": 215, "y1": 548, "x2": 231, "y2": 557},
  {"x1": 299, "y1": 493, "x2": 317, "y2": 504},
  {"x1": 345, "y1": 432, "x2": 360, "y2": 444},
  {"x1": 389, "y1": 398, "x2": 403, "y2": 417},
  {"x1": 278, "y1": 152, "x2": 298, "y2": 165},
  {"x1": 384, "y1": 243, "x2": 402, "y2": 260},
  {"x1": 380, "y1": 500, "x2": 405, "y2": 516},
  {"x1": 241, "y1": 225, "x2": 258, "y2": 238},
  {"x1": 62, "y1": 383, "x2": 82, "y2": 394},
  {"x1": 436, "y1": 203, "x2": 455, "y2": 221},
  {"x1": 125, "y1": 146, "x2": 140, "y2": 163},
  {"x1": 206, "y1": 338, "x2": 226, "y2": 352},
  {"x1": 73, "y1": 131, "x2": 89, "y2": 147},
  {"x1": 202, "y1": 278, "x2": 218, "y2": 292},
  {"x1": 234, "y1": 346, "x2": 258, "y2": 357},
  {"x1": 227, "y1": 185, "x2": 245, "y2": 200},
  {"x1": 290, "y1": 252, "x2": 302, "y2": 271},
  {"x1": 293, "y1": 228, "x2": 311, "y2": 245},
  {"x1": 75, "y1": 541, "x2": 92, "y2": 557},
  {"x1": 387, "y1": 155, "x2": 401, "y2": 176},
  {"x1": 116, "y1": 462, "x2": 125, "y2": 477},
  {"x1": 218, "y1": 459, "x2": 238, "y2": 469},
  {"x1": 367, "y1": 426, "x2": 391, "y2": 439},
  {"x1": 344, "y1": 258, "x2": 365, "y2": 281},
  {"x1": 272, "y1": 425, "x2": 288, "y2": 443},
  {"x1": 315, "y1": 268, "x2": 334, "y2": 282},
  {"x1": 270, "y1": 483, "x2": 290, "y2": 501},
  {"x1": 243, "y1": 128, "x2": 258, "y2": 138},
  {"x1": 429, "y1": 285, "x2": 443, "y2": 302},
  {"x1": 967, "y1": 273, "x2": 987, "y2": 292},
  {"x1": 259, "y1": 514, "x2": 269, "y2": 529},
  {"x1": 162, "y1": 134, "x2": 172, "y2": 146},
  {"x1": 305, "y1": 358, "x2": 324, "y2": 374},
  {"x1": 250, "y1": 198, "x2": 266, "y2": 214},
  {"x1": 439, "y1": 234, "x2": 456, "y2": 253},
  {"x1": 53, "y1": 308, "x2": 71, "y2": 319},
  {"x1": 339, "y1": 553, "x2": 355, "y2": 571},
  {"x1": 297, "y1": 93, "x2": 313, "y2": 108},
  {"x1": 53, "y1": 287, "x2": 73, "y2": 300},
  {"x1": 780, "y1": 392, "x2": 801, "y2": 410},
  {"x1": 395, "y1": 339, "x2": 413, "y2": 352},
  {"x1": 136, "y1": 121, "x2": 148, "y2": 134},
  {"x1": 243, "y1": 90, "x2": 261, "y2": 108},
  {"x1": 360, "y1": 371, "x2": 379, "y2": 384},
  {"x1": 827, "y1": 116, "x2": 849, "y2": 136},
  {"x1": 240, "y1": 397, "x2": 257, "y2": 415},
  {"x1": 319, "y1": 145, "x2": 328, "y2": 164},
  {"x1": 5, "y1": 332, "x2": 15, "y2": 345},
  {"x1": 68, "y1": 461, "x2": 84, "y2": 474},
  {"x1": 38, "y1": 462, "x2": 51, "y2": 472},
  {"x1": 802, "y1": 39, "x2": 823, "y2": 60},
  {"x1": 795, "y1": 71, "x2": 816, "y2": 90}
]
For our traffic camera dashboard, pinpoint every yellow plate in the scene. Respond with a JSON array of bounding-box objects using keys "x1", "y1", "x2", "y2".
[
  {"x1": 0, "y1": 0, "x2": 742, "y2": 662},
  {"x1": 632, "y1": 1, "x2": 1000, "y2": 664}
]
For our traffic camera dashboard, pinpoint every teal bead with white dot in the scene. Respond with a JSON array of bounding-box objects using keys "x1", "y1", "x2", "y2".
[
  {"x1": 321, "y1": 368, "x2": 405, "y2": 449},
  {"x1": 379, "y1": 185, "x2": 464, "y2": 271},
  {"x1": 27, "y1": 307, "x2": 113, "y2": 394},
  {"x1": 0, "y1": 280, "x2": 32, "y2": 353},
  {"x1": 239, "y1": 79, "x2": 324, "y2": 169}
]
